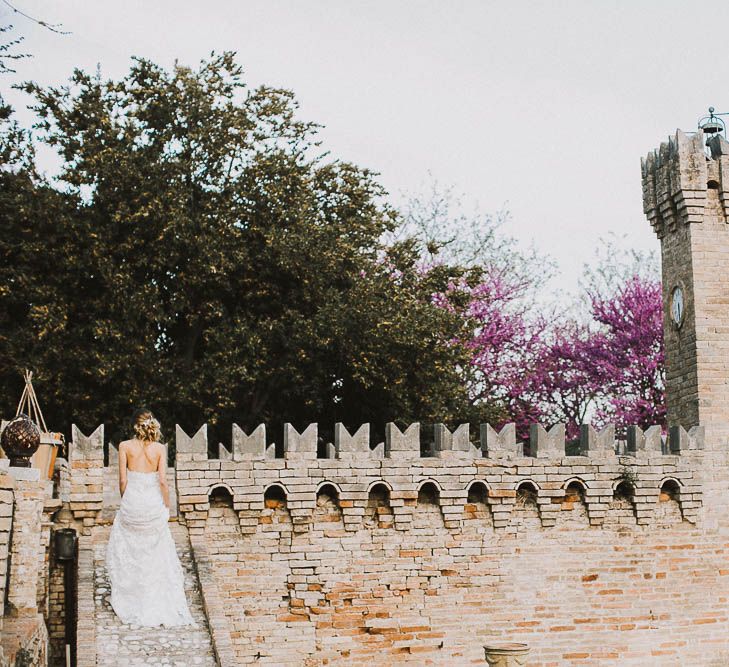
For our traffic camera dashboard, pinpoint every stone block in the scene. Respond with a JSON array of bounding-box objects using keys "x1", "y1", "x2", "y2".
[
  {"x1": 481, "y1": 423, "x2": 517, "y2": 458},
  {"x1": 334, "y1": 423, "x2": 370, "y2": 457},
  {"x1": 384, "y1": 422, "x2": 420, "y2": 460},
  {"x1": 232, "y1": 423, "x2": 266, "y2": 460},
  {"x1": 531, "y1": 423, "x2": 566, "y2": 458},
  {"x1": 283, "y1": 424, "x2": 317, "y2": 460},
  {"x1": 176, "y1": 424, "x2": 208, "y2": 457}
]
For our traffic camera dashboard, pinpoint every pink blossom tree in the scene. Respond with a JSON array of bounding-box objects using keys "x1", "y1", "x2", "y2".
[
  {"x1": 585, "y1": 275, "x2": 665, "y2": 431},
  {"x1": 404, "y1": 188, "x2": 666, "y2": 439}
]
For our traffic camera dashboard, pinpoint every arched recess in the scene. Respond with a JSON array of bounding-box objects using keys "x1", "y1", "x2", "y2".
[
  {"x1": 563, "y1": 478, "x2": 587, "y2": 503},
  {"x1": 515, "y1": 480, "x2": 539, "y2": 499},
  {"x1": 513, "y1": 480, "x2": 541, "y2": 529},
  {"x1": 264, "y1": 483, "x2": 288, "y2": 508},
  {"x1": 606, "y1": 479, "x2": 637, "y2": 527},
  {"x1": 316, "y1": 480, "x2": 342, "y2": 496},
  {"x1": 466, "y1": 479, "x2": 490, "y2": 504},
  {"x1": 414, "y1": 480, "x2": 444, "y2": 529},
  {"x1": 208, "y1": 483, "x2": 234, "y2": 508},
  {"x1": 557, "y1": 478, "x2": 588, "y2": 526},
  {"x1": 417, "y1": 480, "x2": 441, "y2": 505},
  {"x1": 613, "y1": 479, "x2": 635, "y2": 500},
  {"x1": 365, "y1": 482, "x2": 394, "y2": 528},
  {"x1": 314, "y1": 482, "x2": 342, "y2": 523},
  {"x1": 464, "y1": 480, "x2": 493, "y2": 528},
  {"x1": 657, "y1": 477, "x2": 683, "y2": 524},
  {"x1": 205, "y1": 483, "x2": 240, "y2": 540},
  {"x1": 659, "y1": 477, "x2": 682, "y2": 496},
  {"x1": 367, "y1": 479, "x2": 393, "y2": 493},
  {"x1": 262, "y1": 483, "x2": 291, "y2": 529}
]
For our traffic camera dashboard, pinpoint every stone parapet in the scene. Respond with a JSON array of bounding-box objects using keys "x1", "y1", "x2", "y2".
[
  {"x1": 187, "y1": 535, "x2": 238, "y2": 667},
  {"x1": 5, "y1": 468, "x2": 45, "y2": 616},
  {"x1": 172, "y1": 421, "x2": 703, "y2": 535}
]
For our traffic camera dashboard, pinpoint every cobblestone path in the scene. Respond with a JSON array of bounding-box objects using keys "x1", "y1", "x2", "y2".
[{"x1": 92, "y1": 522, "x2": 217, "y2": 666}]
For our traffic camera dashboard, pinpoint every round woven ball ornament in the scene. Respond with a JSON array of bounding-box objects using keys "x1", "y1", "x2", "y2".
[{"x1": 1, "y1": 413, "x2": 41, "y2": 467}]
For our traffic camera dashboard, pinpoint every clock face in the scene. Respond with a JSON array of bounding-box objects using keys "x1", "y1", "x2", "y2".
[{"x1": 671, "y1": 286, "x2": 684, "y2": 326}]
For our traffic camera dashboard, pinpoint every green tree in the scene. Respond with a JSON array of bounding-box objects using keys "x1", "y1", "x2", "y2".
[{"x1": 1, "y1": 53, "x2": 484, "y2": 446}]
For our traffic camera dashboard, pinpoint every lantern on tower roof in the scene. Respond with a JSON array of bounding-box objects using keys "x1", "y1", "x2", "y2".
[{"x1": 698, "y1": 107, "x2": 727, "y2": 137}]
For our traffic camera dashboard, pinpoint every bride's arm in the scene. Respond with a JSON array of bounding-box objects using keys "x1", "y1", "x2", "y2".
[
  {"x1": 158, "y1": 444, "x2": 170, "y2": 509},
  {"x1": 118, "y1": 442, "x2": 127, "y2": 496}
]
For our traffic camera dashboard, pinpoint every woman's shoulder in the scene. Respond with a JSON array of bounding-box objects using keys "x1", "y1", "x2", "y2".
[{"x1": 148, "y1": 441, "x2": 166, "y2": 454}]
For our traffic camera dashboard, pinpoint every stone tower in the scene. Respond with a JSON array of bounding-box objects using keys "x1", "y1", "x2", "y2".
[{"x1": 642, "y1": 129, "x2": 729, "y2": 440}]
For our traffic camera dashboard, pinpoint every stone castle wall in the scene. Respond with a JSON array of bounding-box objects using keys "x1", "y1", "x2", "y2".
[{"x1": 164, "y1": 420, "x2": 729, "y2": 666}]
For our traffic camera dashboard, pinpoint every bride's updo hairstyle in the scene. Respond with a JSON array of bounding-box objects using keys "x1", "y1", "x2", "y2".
[{"x1": 132, "y1": 407, "x2": 162, "y2": 444}]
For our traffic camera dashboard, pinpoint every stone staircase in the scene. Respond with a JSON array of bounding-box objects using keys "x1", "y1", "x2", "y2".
[{"x1": 87, "y1": 522, "x2": 217, "y2": 666}]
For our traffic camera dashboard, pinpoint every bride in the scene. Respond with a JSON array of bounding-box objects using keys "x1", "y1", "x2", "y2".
[{"x1": 105, "y1": 408, "x2": 195, "y2": 627}]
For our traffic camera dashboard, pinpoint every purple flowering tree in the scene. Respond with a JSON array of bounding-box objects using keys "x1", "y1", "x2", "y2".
[
  {"x1": 405, "y1": 188, "x2": 666, "y2": 438},
  {"x1": 585, "y1": 275, "x2": 665, "y2": 431},
  {"x1": 431, "y1": 270, "x2": 665, "y2": 438}
]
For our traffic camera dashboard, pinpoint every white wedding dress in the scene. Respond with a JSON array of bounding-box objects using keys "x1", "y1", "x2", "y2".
[{"x1": 105, "y1": 469, "x2": 195, "y2": 627}]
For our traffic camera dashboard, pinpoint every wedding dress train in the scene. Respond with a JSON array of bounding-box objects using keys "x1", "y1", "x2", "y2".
[{"x1": 105, "y1": 469, "x2": 195, "y2": 627}]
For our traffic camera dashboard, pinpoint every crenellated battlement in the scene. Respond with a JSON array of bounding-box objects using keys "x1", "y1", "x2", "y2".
[
  {"x1": 642, "y1": 129, "x2": 729, "y2": 238},
  {"x1": 175, "y1": 421, "x2": 705, "y2": 460},
  {"x1": 172, "y1": 421, "x2": 705, "y2": 535}
]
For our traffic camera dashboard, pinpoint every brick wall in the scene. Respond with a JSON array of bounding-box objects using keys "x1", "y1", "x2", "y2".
[
  {"x1": 0, "y1": 463, "x2": 57, "y2": 667},
  {"x1": 170, "y1": 420, "x2": 729, "y2": 666},
  {"x1": 47, "y1": 556, "x2": 67, "y2": 666},
  {"x1": 0, "y1": 464, "x2": 14, "y2": 621}
]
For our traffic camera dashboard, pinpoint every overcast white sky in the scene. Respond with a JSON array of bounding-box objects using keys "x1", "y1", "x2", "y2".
[{"x1": 2, "y1": 1, "x2": 726, "y2": 296}]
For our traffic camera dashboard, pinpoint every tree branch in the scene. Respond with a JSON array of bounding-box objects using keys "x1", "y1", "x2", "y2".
[{"x1": 1, "y1": 0, "x2": 70, "y2": 34}]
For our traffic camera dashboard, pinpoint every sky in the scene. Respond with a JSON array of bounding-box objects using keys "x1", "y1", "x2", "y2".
[{"x1": 2, "y1": 0, "x2": 726, "y2": 297}]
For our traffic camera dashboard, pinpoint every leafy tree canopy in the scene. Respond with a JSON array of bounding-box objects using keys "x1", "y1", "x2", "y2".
[{"x1": 1, "y1": 53, "x2": 490, "y2": 446}]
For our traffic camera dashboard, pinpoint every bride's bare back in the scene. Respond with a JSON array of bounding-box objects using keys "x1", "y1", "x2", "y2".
[
  {"x1": 121, "y1": 438, "x2": 163, "y2": 472},
  {"x1": 117, "y1": 439, "x2": 170, "y2": 507}
]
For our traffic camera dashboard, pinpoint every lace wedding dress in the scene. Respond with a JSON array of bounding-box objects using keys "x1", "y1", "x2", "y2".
[{"x1": 105, "y1": 470, "x2": 195, "y2": 627}]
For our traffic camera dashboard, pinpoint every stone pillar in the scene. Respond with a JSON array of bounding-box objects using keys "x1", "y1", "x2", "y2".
[
  {"x1": 0, "y1": 464, "x2": 14, "y2": 619},
  {"x1": 5, "y1": 467, "x2": 45, "y2": 615},
  {"x1": 68, "y1": 425, "x2": 104, "y2": 532}
]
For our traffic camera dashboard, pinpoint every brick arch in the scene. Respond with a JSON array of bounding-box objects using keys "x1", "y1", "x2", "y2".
[
  {"x1": 416, "y1": 478, "x2": 443, "y2": 492},
  {"x1": 207, "y1": 482, "x2": 234, "y2": 499},
  {"x1": 513, "y1": 479, "x2": 541, "y2": 492},
  {"x1": 416, "y1": 480, "x2": 442, "y2": 506},
  {"x1": 367, "y1": 479, "x2": 393, "y2": 493},
  {"x1": 658, "y1": 477, "x2": 683, "y2": 505},
  {"x1": 208, "y1": 483, "x2": 234, "y2": 509},
  {"x1": 365, "y1": 482, "x2": 394, "y2": 529},
  {"x1": 611, "y1": 478, "x2": 635, "y2": 493},
  {"x1": 263, "y1": 482, "x2": 289, "y2": 501},
  {"x1": 316, "y1": 480, "x2": 342, "y2": 496},
  {"x1": 466, "y1": 480, "x2": 490, "y2": 504},
  {"x1": 562, "y1": 477, "x2": 588, "y2": 492},
  {"x1": 659, "y1": 476, "x2": 683, "y2": 491},
  {"x1": 465, "y1": 479, "x2": 492, "y2": 493}
]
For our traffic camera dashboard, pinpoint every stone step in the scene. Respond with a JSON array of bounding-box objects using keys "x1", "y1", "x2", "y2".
[{"x1": 91, "y1": 521, "x2": 217, "y2": 666}]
